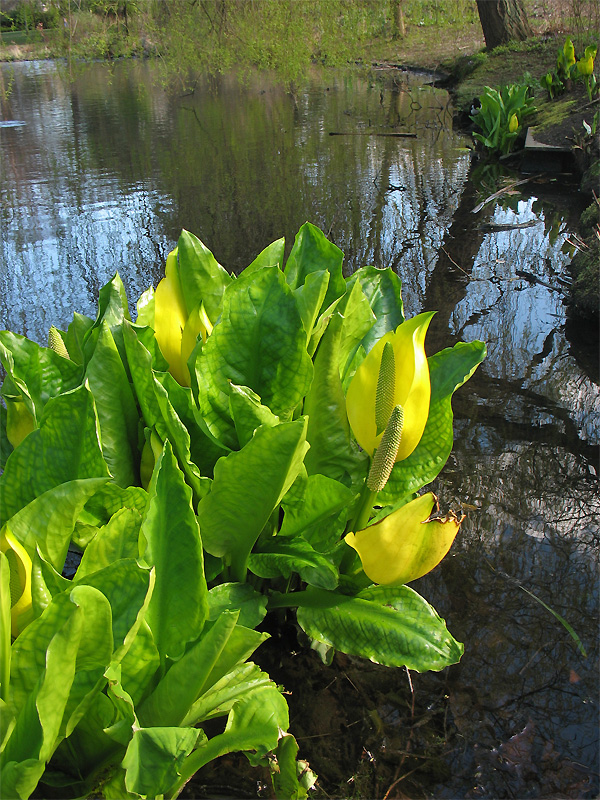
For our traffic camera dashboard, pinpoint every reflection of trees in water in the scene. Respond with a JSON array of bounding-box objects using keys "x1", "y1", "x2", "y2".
[{"x1": 417, "y1": 436, "x2": 599, "y2": 795}]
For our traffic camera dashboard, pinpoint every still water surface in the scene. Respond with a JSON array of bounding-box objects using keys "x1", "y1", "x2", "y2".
[{"x1": 1, "y1": 59, "x2": 598, "y2": 797}]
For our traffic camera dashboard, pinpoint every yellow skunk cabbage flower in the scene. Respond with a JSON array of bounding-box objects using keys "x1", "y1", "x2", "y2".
[
  {"x1": 563, "y1": 38, "x2": 576, "y2": 67},
  {"x1": 0, "y1": 529, "x2": 33, "y2": 638},
  {"x1": 344, "y1": 492, "x2": 463, "y2": 586},
  {"x1": 508, "y1": 113, "x2": 519, "y2": 133},
  {"x1": 154, "y1": 247, "x2": 213, "y2": 386},
  {"x1": 346, "y1": 312, "x2": 434, "y2": 463},
  {"x1": 577, "y1": 45, "x2": 596, "y2": 76}
]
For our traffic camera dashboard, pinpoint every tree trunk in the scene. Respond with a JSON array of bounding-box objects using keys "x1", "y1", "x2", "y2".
[
  {"x1": 475, "y1": 0, "x2": 533, "y2": 50},
  {"x1": 391, "y1": 0, "x2": 405, "y2": 39}
]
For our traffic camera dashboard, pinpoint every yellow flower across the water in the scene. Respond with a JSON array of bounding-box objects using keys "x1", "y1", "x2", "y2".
[
  {"x1": 577, "y1": 45, "x2": 596, "y2": 76},
  {"x1": 508, "y1": 113, "x2": 519, "y2": 134},
  {"x1": 154, "y1": 247, "x2": 213, "y2": 386},
  {"x1": 346, "y1": 312, "x2": 434, "y2": 464},
  {"x1": 1, "y1": 528, "x2": 33, "y2": 638},
  {"x1": 563, "y1": 38, "x2": 576, "y2": 67},
  {"x1": 344, "y1": 492, "x2": 463, "y2": 586}
]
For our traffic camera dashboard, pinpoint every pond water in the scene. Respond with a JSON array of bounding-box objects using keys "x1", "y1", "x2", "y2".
[{"x1": 1, "y1": 60, "x2": 598, "y2": 799}]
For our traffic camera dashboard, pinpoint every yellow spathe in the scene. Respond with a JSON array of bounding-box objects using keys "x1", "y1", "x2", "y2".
[
  {"x1": 154, "y1": 248, "x2": 213, "y2": 386},
  {"x1": 346, "y1": 312, "x2": 434, "y2": 462},
  {"x1": 344, "y1": 492, "x2": 463, "y2": 586},
  {"x1": 1, "y1": 528, "x2": 33, "y2": 638}
]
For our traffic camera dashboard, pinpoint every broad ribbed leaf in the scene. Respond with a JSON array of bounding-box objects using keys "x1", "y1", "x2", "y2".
[
  {"x1": 207, "y1": 583, "x2": 268, "y2": 630},
  {"x1": 194, "y1": 267, "x2": 313, "y2": 448},
  {"x1": 182, "y1": 662, "x2": 273, "y2": 725},
  {"x1": 249, "y1": 538, "x2": 338, "y2": 590},
  {"x1": 140, "y1": 442, "x2": 208, "y2": 662},
  {"x1": 177, "y1": 229, "x2": 233, "y2": 322},
  {"x1": 379, "y1": 341, "x2": 486, "y2": 504},
  {"x1": 76, "y1": 508, "x2": 141, "y2": 579},
  {"x1": 64, "y1": 312, "x2": 95, "y2": 365},
  {"x1": 174, "y1": 683, "x2": 289, "y2": 785},
  {"x1": 335, "y1": 280, "x2": 376, "y2": 382},
  {"x1": 348, "y1": 266, "x2": 404, "y2": 355},
  {"x1": 279, "y1": 473, "x2": 354, "y2": 551},
  {"x1": 293, "y1": 270, "x2": 330, "y2": 341},
  {"x1": 229, "y1": 383, "x2": 279, "y2": 449},
  {"x1": 296, "y1": 586, "x2": 463, "y2": 671},
  {"x1": 0, "y1": 332, "x2": 82, "y2": 422},
  {"x1": 0, "y1": 385, "x2": 110, "y2": 523},
  {"x1": 123, "y1": 726, "x2": 201, "y2": 798},
  {"x1": 137, "y1": 611, "x2": 239, "y2": 728},
  {"x1": 85, "y1": 322, "x2": 139, "y2": 487},
  {"x1": 303, "y1": 313, "x2": 364, "y2": 484},
  {"x1": 284, "y1": 222, "x2": 346, "y2": 315},
  {"x1": 3, "y1": 478, "x2": 108, "y2": 572},
  {"x1": 120, "y1": 620, "x2": 160, "y2": 706},
  {"x1": 198, "y1": 418, "x2": 308, "y2": 581},
  {"x1": 243, "y1": 237, "x2": 285, "y2": 274}
]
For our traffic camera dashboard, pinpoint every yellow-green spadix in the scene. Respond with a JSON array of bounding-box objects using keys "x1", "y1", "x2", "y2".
[
  {"x1": 346, "y1": 312, "x2": 434, "y2": 462},
  {"x1": 154, "y1": 247, "x2": 213, "y2": 386},
  {"x1": 344, "y1": 492, "x2": 463, "y2": 586}
]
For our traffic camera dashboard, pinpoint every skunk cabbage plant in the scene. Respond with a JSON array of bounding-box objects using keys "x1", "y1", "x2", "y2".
[{"x1": 0, "y1": 223, "x2": 485, "y2": 799}]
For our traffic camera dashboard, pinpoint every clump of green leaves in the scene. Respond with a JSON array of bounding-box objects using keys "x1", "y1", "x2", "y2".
[
  {"x1": 0, "y1": 223, "x2": 485, "y2": 799},
  {"x1": 470, "y1": 83, "x2": 536, "y2": 155}
]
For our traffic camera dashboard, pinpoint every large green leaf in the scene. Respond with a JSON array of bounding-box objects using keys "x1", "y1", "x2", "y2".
[
  {"x1": 335, "y1": 279, "x2": 376, "y2": 382},
  {"x1": 198, "y1": 418, "x2": 309, "y2": 581},
  {"x1": 194, "y1": 266, "x2": 313, "y2": 448},
  {"x1": 249, "y1": 538, "x2": 338, "y2": 590},
  {"x1": 293, "y1": 270, "x2": 330, "y2": 342},
  {"x1": 137, "y1": 611, "x2": 239, "y2": 728},
  {"x1": 172, "y1": 682, "x2": 289, "y2": 790},
  {"x1": 207, "y1": 583, "x2": 268, "y2": 630},
  {"x1": 295, "y1": 586, "x2": 464, "y2": 671},
  {"x1": 0, "y1": 332, "x2": 82, "y2": 423},
  {"x1": 303, "y1": 312, "x2": 364, "y2": 485},
  {"x1": 0, "y1": 552, "x2": 10, "y2": 705},
  {"x1": 64, "y1": 312, "x2": 95, "y2": 366},
  {"x1": 177, "y1": 229, "x2": 233, "y2": 323},
  {"x1": 2, "y1": 478, "x2": 108, "y2": 572},
  {"x1": 119, "y1": 620, "x2": 160, "y2": 706},
  {"x1": 85, "y1": 322, "x2": 139, "y2": 487},
  {"x1": 284, "y1": 222, "x2": 346, "y2": 315},
  {"x1": 229, "y1": 383, "x2": 279, "y2": 449},
  {"x1": 347, "y1": 266, "x2": 404, "y2": 355},
  {"x1": 379, "y1": 340, "x2": 486, "y2": 504},
  {"x1": 76, "y1": 508, "x2": 142, "y2": 579},
  {"x1": 123, "y1": 726, "x2": 202, "y2": 798},
  {"x1": 279, "y1": 473, "x2": 354, "y2": 552},
  {"x1": 181, "y1": 662, "x2": 274, "y2": 725},
  {"x1": 0, "y1": 385, "x2": 110, "y2": 523},
  {"x1": 242, "y1": 237, "x2": 286, "y2": 274},
  {"x1": 83, "y1": 273, "x2": 132, "y2": 367},
  {"x1": 140, "y1": 442, "x2": 208, "y2": 662}
]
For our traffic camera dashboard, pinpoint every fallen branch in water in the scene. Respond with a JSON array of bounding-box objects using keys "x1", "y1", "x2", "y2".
[{"x1": 329, "y1": 131, "x2": 417, "y2": 137}]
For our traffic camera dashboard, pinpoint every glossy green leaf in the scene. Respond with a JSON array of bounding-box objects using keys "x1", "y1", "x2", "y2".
[
  {"x1": 271, "y1": 733, "x2": 315, "y2": 800},
  {"x1": 140, "y1": 442, "x2": 208, "y2": 662},
  {"x1": 303, "y1": 312, "x2": 364, "y2": 484},
  {"x1": 279, "y1": 473, "x2": 354, "y2": 551},
  {"x1": 348, "y1": 266, "x2": 404, "y2": 355},
  {"x1": 123, "y1": 725, "x2": 201, "y2": 798},
  {"x1": 249, "y1": 538, "x2": 338, "y2": 590},
  {"x1": 335, "y1": 279, "x2": 376, "y2": 382},
  {"x1": 64, "y1": 313, "x2": 95, "y2": 366},
  {"x1": 0, "y1": 758, "x2": 46, "y2": 800},
  {"x1": 296, "y1": 586, "x2": 464, "y2": 671},
  {"x1": 76, "y1": 508, "x2": 142, "y2": 579},
  {"x1": 198, "y1": 418, "x2": 309, "y2": 581},
  {"x1": 379, "y1": 341, "x2": 487, "y2": 504},
  {"x1": 177, "y1": 229, "x2": 233, "y2": 323},
  {"x1": 243, "y1": 237, "x2": 285, "y2": 274},
  {"x1": 293, "y1": 269, "x2": 330, "y2": 341},
  {"x1": 194, "y1": 266, "x2": 313, "y2": 448},
  {"x1": 137, "y1": 611, "x2": 239, "y2": 728},
  {"x1": 229, "y1": 383, "x2": 279, "y2": 449},
  {"x1": 85, "y1": 322, "x2": 139, "y2": 487},
  {"x1": 0, "y1": 332, "x2": 82, "y2": 423},
  {"x1": 2, "y1": 478, "x2": 107, "y2": 573},
  {"x1": 119, "y1": 619, "x2": 160, "y2": 706},
  {"x1": 207, "y1": 583, "x2": 268, "y2": 630},
  {"x1": 181, "y1": 662, "x2": 274, "y2": 725},
  {"x1": 0, "y1": 385, "x2": 110, "y2": 523},
  {"x1": 173, "y1": 682, "x2": 289, "y2": 788},
  {"x1": 0, "y1": 402, "x2": 11, "y2": 470},
  {"x1": 83, "y1": 273, "x2": 132, "y2": 366},
  {"x1": 284, "y1": 222, "x2": 346, "y2": 315}
]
